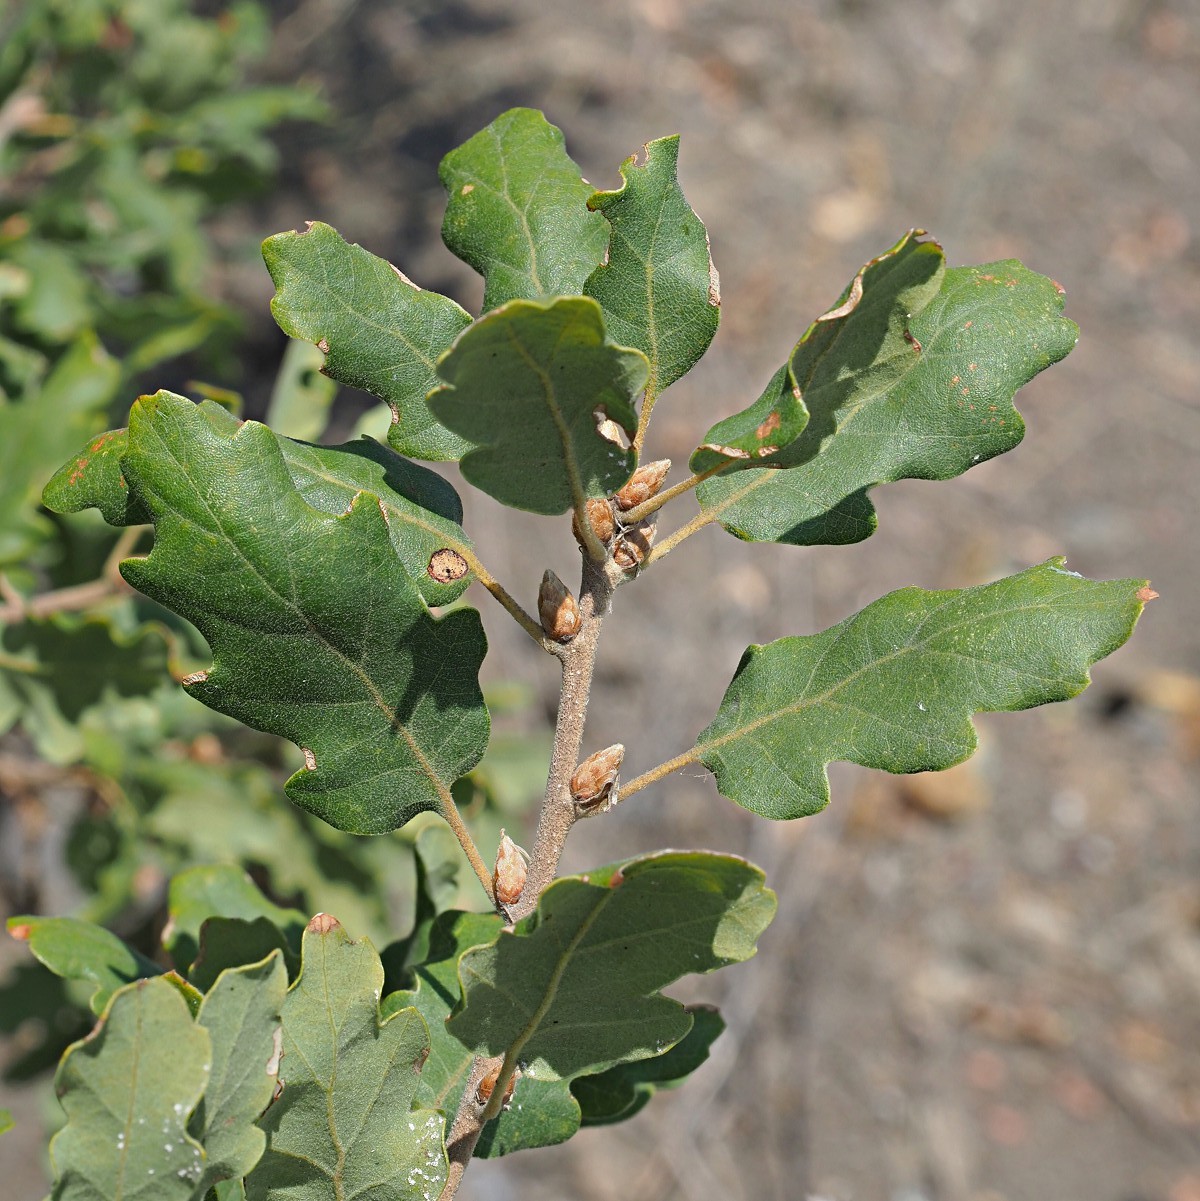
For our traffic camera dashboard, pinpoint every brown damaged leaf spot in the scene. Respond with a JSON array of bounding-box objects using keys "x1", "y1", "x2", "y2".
[
  {"x1": 428, "y1": 548, "x2": 469, "y2": 583},
  {"x1": 414, "y1": 1045, "x2": 430, "y2": 1073},
  {"x1": 8, "y1": 924, "x2": 31, "y2": 941},
  {"x1": 707, "y1": 234, "x2": 721, "y2": 306},
  {"x1": 302, "y1": 748, "x2": 317, "y2": 771},
  {"x1": 266, "y1": 1026, "x2": 283, "y2": 1078},
  {"x1": 307, "y1": 912, "x2": 339, "y2": 934},
  {"x1": 754, "y1": 411, "x2": 782, "y2": 440},
  {"x1": 1135, "y1": 585, "x2": 1159, "y2": 603},
  {"x1": 316, "y1": 338, "x2": 330, "y2": 354},
  {"x1": 388, "y1": 261, "x2": 420, "y2": 290},
  {"x1": 903, "y1": 329, "x2": 923, "y2": 353},
  {"x1": 182, "y1": 670, "x2": 209, "y2": 687},
  {"x1": 1051, "y1": 279, "x2": 1067, "y2": 296},
  {"x1": 460, "y1": 183, "x2": 474, "y2": 196}
]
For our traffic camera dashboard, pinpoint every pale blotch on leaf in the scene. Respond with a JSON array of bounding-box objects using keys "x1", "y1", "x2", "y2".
[{"x1": 428, "y1": 548, "x2": 469, "y2": 583}]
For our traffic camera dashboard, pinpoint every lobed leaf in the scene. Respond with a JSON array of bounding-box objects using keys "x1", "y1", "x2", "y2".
[
  {"x1": 116, "y1": 392, "x2": 490, "y2": 835},
  {"x1": 439, "y1": 108, "x2": 609, "y2": 313},
  {"x1": 583, "y1": 135, "x2": 720, "y2": 397},
  {"x1": 696, "y1": 560, "x2": 1151, "y2": 819},
  {"x1": 6, "y1": 915, "x2": 161, "y2": 1016},
  {"x1": 690, "y1": 362, "x2": 810, "y2": 474},
  {"x1": 44, "y1": 400, "x2": 474, "y2": 607},
  {"x1": 572, "y1": 1004, "x2": 725, "y2": 1126},
  {"x1": 382, "y1": 910, "x2": 582, "y2": 1159},
  {"x1": 695, "y1": 231, "x2": 1079, "y2": 544},
  {"x1": 448, "y1": 851, "x2": 775, "y2": 1081},
  {"x1": 48, "y1": 978, "x2": 211, "y2": 1200},
  {"x1": 245, "y1": 915, "x2": 446, "y2": 1201},
  {"x1": 429, "y1": 297, "x2": 647, "y2": 515},
  {"x1": 263, "y1": 222, "x2": 472, "y2": 461},
  {"x1": 190, "y1": 953, "x2": 288, "y2": 1195},
  {"x1": 165, "y1": 865, "x2": 306, "y2": 975},
  {"x1": 189, "y1": 919, "x2": 298, "y2": 994}
]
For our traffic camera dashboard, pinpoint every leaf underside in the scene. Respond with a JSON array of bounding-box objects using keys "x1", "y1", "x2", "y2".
[
  {"x1": 49, "y1": 978, "x2": 211, "y2": 1200},
  {"x1": 245, "y1": 916, "x2": 446, "y2": 1201},
  {"x1": 439, "y1": 108, "x2": 609, "y2": 313},
  {"x1": 429, "y1": 297, "x2": 647, "y2": 515},
  {"x1": 114, "y1": 391, "x2": 489, "y2": 835},
  {"x1": 697, "y1": 560, "x2": 1150, "y2": 819},
  {"x1": 695, "y1": 231, "x2": 1079, "y2": 544}
]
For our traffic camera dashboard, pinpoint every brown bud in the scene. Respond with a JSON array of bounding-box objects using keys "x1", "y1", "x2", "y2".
[
  {"x1": 477, "y1": 1063, "x2": 519, "y2": 1108},
  {"x1": 537, "y1": 570, "x2": 581, "y2": 643},
  {"x1": 570, "y1": 743, "x2": 625, "y2": 812},
  {"x1": 614, "y1": 459, "x2": 671, "y2": 511},
  {"x1": 612, "y1": 520, "x2": 656, "y2": 572},
  {"x1": 572, "y1": 498, "x2": 615, "y2": 547},
  {"x1": 493, "y1": 829, "x2": 528, "y2": 907}
]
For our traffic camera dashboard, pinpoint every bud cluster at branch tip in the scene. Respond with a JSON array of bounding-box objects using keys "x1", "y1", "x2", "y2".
[
  {"x1": 476, "y1": 1061, "x2": 519, "y2": 1109},
  {"x1": 570, "y1": 743, "x2": 625, "y2": 814},
  {"x1": 572, "y1": 497, "x2": 615, "y2": 547},
  {"x1": 493, "y1": 829, "x2": 528, "y2": 907},
  {"x1": 537, "y1": 569, "x2": 581, "y2": 642},
  {"x1": 613, "y1": 520, "x2": 656, "y2": 572},
  {"x1": 614, "y1": 459, "x2": 671, "y2": 511}
]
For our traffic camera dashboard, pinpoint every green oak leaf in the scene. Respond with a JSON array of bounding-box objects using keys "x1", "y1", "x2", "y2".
[
  {"x1": 48, "y1": 978, "x2": 211, "y2": 1199},
  {"x1": 584, "y1": 135, "x2": 720, "y2": 398},
  {"x1": 0, "y1": 616, "x2": 172, "y2": 764},
  {"x1": 191, "y1": 952, "x2": 288, "y2": 1195},
  {"x1": 572, "y1": 1004, "x2": 725, "y2": 1126},
  {"x1": 42, "y1": 426, "x2": 150, "y2": 527},
  {"x1": 189, "y1": 918, "x2": 299, "y2": 994},
  {"x1": 695, "y1": 231, "x2": 1078, "y2": 544},
  {"x1": 448, "y1": 851, "x2": 775, "y2": 1080},
  {"x1": 7, "y1": 915, "x2": 162, "y2": 1016},
  {"x1": 265, "y1": 338, "x2": 338, "y2": 443},
  {"x1": 382, "y1": 910, "x2": 583, "y2": 1159},
  {"x1": 440, "y1": 108, "x2": 609, "y2": 313},
  {"x1": 117, "y1": 391, "x2": 490, "y2": 835},
  {"x1": 245, "y1": 915, "x2": 446, "y2": 1201},
  {"x1": 429, "y1": 297, "x2": 647, "y2": 515},
  {"x1": 263, "y1": 222, "x2": 472, "y2": 461},
  {"x1": 689, "y1": 361, "x2": 810, "y2": 474},
  {"x1": 44, "y1": 400, "x2": 474, "y2": 607},
  {"x1": 694, "y1": 560, "x2": 1151, "y2": 819},
  {"x1": 165, "y1": 865, "x2": 306, "y2": 974}
]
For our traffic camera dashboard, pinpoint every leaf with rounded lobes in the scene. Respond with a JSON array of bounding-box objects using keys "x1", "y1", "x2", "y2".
[
  {"x1": 44, "y1": 400, "x2": 473, "y2": 607},
  {"x1": 440, "y1": 108, "x2": 609, "y2": 313},
  {"x1": 697, "y1": 560, "x2": 1152, "y2": 820},
  {"x1": 448, "y1": 851, "x2": 775, "y2": 1081},
  {"x1": 572, "y1": 1004, "x2": 725, "y2": 1126},
  {"x1": 429, "y1": 297, "x2": 647, "y2": 515},
  {"x1": 695, "y1": 232, "x2": 1079, "y2": 544},
  {"x1": 6, "y1": 915, "x2": 161, "y2": 1016},
  {"x1": 189, "y1": 918, "x2": 299, "y2": 994},
  {"x1": 583, "y1": 135, "x2": 720, "y2": 397},
  {"x1": 263, "y1": 221, "x2": 472, "y2": 461},
  {"x1": 381, "y1": 910, "x2": 583, "y2": 1159},
  {"x1": 118, "y1": 392, "x2": 490, "y2": 835},
  {"x1": 165, "y1": 865, "x2": 306, "y2": 975},
  {"x1": 245, "y1": 915, "x2": 446, "y2": 1201},
  {"x1": 190, "y1": 952, "x2": 288, "y2": 1196},
  {"x1": 689, "y1": 362, "x2": 810, "y2": 474},
  {"x1": 49, "y1": 978, "x2": 211, "y2": 1200}
]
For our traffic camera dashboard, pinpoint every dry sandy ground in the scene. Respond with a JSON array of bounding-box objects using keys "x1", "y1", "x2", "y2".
[{"x1": 3, "y1": 1, "x2": 1199, "y2": 1198}]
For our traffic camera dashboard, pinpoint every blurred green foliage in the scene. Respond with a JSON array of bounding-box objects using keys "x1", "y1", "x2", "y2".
[{"x1": 0, "y1": 0, "x2": 543, "y2": 1090}]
